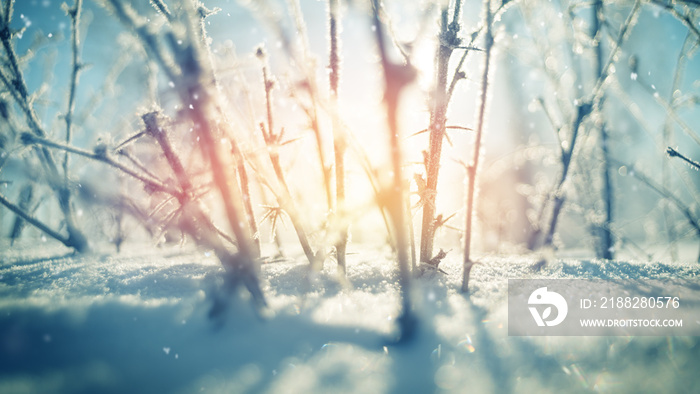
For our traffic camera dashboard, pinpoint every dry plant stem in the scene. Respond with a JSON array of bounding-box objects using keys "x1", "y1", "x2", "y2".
[
  {"x1": 538, "y1": 1, "x2": 640, "y2": 253},
  {"x1": 257, "y1": 56, "x2": 318, "y2": 268},
  {"x1": 603, "y1": 82, "x2": 700, "y2": 259},
  {"x1": 0, "y1": 192, "x2": 71, "y2": 246},
  {"x1": 0, "y1": 2, "x2": 88, "y2": 252},
  {"x1": 539, "y1": 0, "x2": 640, "y2": 252},
  {"x1": 667, "y1": 147, "x2": 700, "y2": 171},
  {"x1": 615, "y1": 160, "x2": 700, "y2": 263},
  {"x1": 9, "y1": 184, "x2": 33, "y2": 244},
  {"x1": 447, "y1": 34, "x2": 478, "y2": 102},
  {"x1": 305, "y1": 98, "x2": 332, "y2": 210},
  {"x1": 117, "y1": 149, "x2": 162, "y2": 183},
  {"x1": 187, "y1": 93, "x2": 256, "y2": 260},
  {"x1": 542, "y1": 103, "x2": 590, "y2": 248},
  {"x1": 187, "y1": 4, "x2": 260, "y2": 259},
  {"x1": 371, "y1": 0, "x2": 415, "y2": 340},
  {"x1": 408, "y1": 194, "x2": 417, "y2": 270},
  {"x1": 256, "y1": 180, "x2": 285, "y2": 256},
  {"x1": 662, "y1": 33, "x2": 692, "y2": 261},
  {"x1": 179, "y1": 89, "x2": 266, "y2": 306},
  {"x1": 590, "y1": 0, "x2": 641, "y2": 106},
  {"x1": 147, "y1": 1, "x2": 258, "y2": 280},
  {"x1": 420, "y1": 2, "x2": 462, "y2": 263},
  {"x1": 150, "y1": 0, "x2": 173, "y2": 23},
  {"x1": 462, "y1": 0, "x2": 493, "y2": 294},
  {"x1": 105, "y1": 0, "x2": 177, "y2": 83},
  {"x1": 313, "y1": 108, "x2": 332, "y2": 211},
  {"x1": 63, "y1": 0, "x2": 82, "y2": 187},
  {"x1": 446, "y1": 0, "x2": 516, "y2": 103},
  {"x1": 349, "y1": 138, "x2": 396, "y2": 251},
  {"x1": 518, "y1": 10, "x2": 570, "y2": 250},
  {"x1": 2, "y1": 0, "x2": 11, "y2": 26},
  {"x1": 329, "y1": 0, "x2": 347, "y2": 275},
  {"x1": 25, "y1": 134, "x2": 238, "y2": 251},
  {"x1": 142, "y1": 112, "x2": 251, "y2": 260},
  {"x1": 142, "y1": 112, "x2": 192, "y2": 194},
  {"x1": 592, "y1": 0, "x2": 614, "y2": 260},
  {"x1": 232, "y1": 143, "x2": 261, "y2": 258},
  {"x1": 175, "y1": 197, "x2": 267, "y2": 310},
  {"x1": 22, "y1": 133, "x2": 180, "y2": 197},
  {"x1": 259, "y1": 123, "x2": 317, "y2": 268}
]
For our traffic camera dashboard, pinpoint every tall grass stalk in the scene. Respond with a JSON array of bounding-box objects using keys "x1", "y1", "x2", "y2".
[
  {"x1": 371, "y1": 0, "x2": 416, "y2": 341},
  {"x1": 62, "y1": 0, "x2": 83, "y2": 188},
  {"x1": 419, "y1": 0, "x2": 463, "y2": 264},
  {"x1": 232, "y1": 142, "x2": 261, "y2": 259},
  {"x1": 328, "y1": 0, "x2": 348, "y2": 275},
  {"x1": 592, "y1": 0, "x2": 614, "y2": 260},
  {"x1": 256, "y1": 48, "x2": 319, "y2": 269},
  {"x1": 462, "y1": 0, "x2": 493, "y2": 294}
]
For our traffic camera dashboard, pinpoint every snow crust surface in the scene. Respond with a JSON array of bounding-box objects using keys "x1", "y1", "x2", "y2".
[{"x1": 1, "y1": 240, "x2": 699, "y2": 393}]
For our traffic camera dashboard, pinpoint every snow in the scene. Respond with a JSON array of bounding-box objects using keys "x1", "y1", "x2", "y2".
[{"x1": 1, "y1": 240, "x2": 699, "y2": 393}]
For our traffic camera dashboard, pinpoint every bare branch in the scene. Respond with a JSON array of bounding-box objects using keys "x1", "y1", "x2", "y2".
[
  {"x1": 0, "y1": 192, "x2": 71, "y2": 247},
  {"x1": 62, "y1": 0, "x2": 84, "y2": 186},
  {"x1": 667, "y1": 147, "x2": 700, "y2": 171}
]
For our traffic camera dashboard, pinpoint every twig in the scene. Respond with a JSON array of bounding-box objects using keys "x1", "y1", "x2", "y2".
[
  {"x1": 591, "y1": 0, "x2": 641, "y2": 107},
  {"x1": 116, "y1": 149, "x2": 162, "y2": 183},
  {"x1": 62, "y1": 0, "x2": 83, "y2": 187},
  {"x1": 21, "y1": 132, "x2": 180, "y2": 198},
  {"x1": 150, "y1": 0, "x2": 174, "y2": 23},
  {"x1": 231, "y1": 142, "x2": 261, "y2": 257},
  {"x1": 463, "y1": 0, "x2": 494, "y2": 294},
  {"x1": 667, "y1": 147, "x2": 700, "y2": 171},
  {"x1": 593, "y1": 0, "x2": 614, "y2": 260},
  {"x1": 0, "y1": 192, "x2": 71, "y2": 247},
  {"x1": 329, "y1": 0, "x2": 348, "y2": 276},
  {"x1": 541, "y1": 103, "x2": 591, "y2": 248},
  {"x1": 142, "y1": 112, "x2": 192, "y2": 194},
  {"x1": 445, "y1": 0, "x2": 519, "y2": 103}
]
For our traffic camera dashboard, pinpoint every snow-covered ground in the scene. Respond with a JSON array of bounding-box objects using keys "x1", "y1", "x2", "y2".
[{"x1": 1, "y1": 241, "x2": 699, "y2": 393}]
